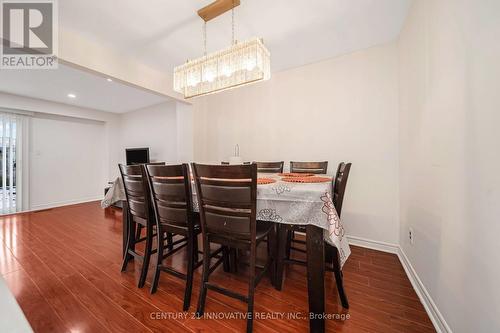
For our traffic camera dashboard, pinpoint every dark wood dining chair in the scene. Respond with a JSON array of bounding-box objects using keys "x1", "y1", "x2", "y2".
[
  {"x1": 285, "y1": 161, "x2": 329, "y2": 267},
  {"x1": 192, "y1": 163, "x2": 276, "y2": 333},
  {"x1": 119, "y1": 163, "x2": 159, "y2": 288},
  {"x1": 290, "y1": 161, "x2": 328, "y2": 174},
  {"x1": 255, "y1": 161, "x2": 284, "y2": 173},
  {"x1": 327, "y1": 162, "x2": 352, "y2": 308},
  {"x1": 144, "y1": 164, "x2": 225, "y2": 310},
  {"x1": 331, "y1": 162, "x2": 352, "y2": 217},
  {"x1": 283, "y1": 162, "x2": 352, "y2": 308}
]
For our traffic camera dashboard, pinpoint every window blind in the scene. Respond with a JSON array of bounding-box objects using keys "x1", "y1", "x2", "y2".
[{"x1": 0, "y1": 113, "x2": 18, "y2": 214}]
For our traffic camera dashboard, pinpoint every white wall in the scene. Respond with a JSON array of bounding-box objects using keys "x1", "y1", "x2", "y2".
[
  {"x1": 0, "y1": 94, "x2": 115, "y2": 210},
  {"x1": 59, "y1": 30, "x2": 180, "y2": 100},
  {"x1": 108, "y1": 101, "x2": 194, "y2": 179},
  {"x1": 29, "y1": 114, "x2": 106, "y2": 209},
  {"x1": 116, "y1": 101, "x2": 177, "y2": 163},
  {"x1": 192, "y1": 42, "x2": 400, "y2": 244},
  {"x1": 398, "y1": 0, "x2": 500, "y2": 332},
  {"x1": 176, "y1": 102, "x2": 194, "y2": 163},
  {"x1": 0, "y1": 92, "x2": 194, "y2": 208}
]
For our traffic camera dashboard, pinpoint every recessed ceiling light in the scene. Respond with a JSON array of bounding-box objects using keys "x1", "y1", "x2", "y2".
[
  {"x1": 106, "y1": 78, "x2": 113, "y2": 82},
  {"x1": 67, "y1": 93, "x2": 76, "y2": 99}
]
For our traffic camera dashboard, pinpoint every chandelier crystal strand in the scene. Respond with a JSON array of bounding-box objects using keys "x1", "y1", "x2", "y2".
[
  {"x1": 232, "y1": 6, "x2": 235, "y2": 44},
  {"x1": 174, "y1": 38, "x2": 270, "y2": 98},
  {"x1": 203, "y1": 21, "x2": 207, "y2": 55}
]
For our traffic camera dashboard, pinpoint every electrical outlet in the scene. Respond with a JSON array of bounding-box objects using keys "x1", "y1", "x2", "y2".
[{"x1": 409, "y1": 227, "x2": 415, "y2": 245}]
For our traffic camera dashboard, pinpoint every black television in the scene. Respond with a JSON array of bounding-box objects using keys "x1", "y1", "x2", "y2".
[{"x1": 126, "y1": 148, "x2": 150, "y2": 165}]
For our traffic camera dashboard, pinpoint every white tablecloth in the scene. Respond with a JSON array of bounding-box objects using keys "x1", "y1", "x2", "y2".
[
  {"x1": 101, "y1": 177, "x2": 125, "y2": 208},
  {"x1": 257, "y1": 174, "x2": 350, "y2": 267},
  {"x1": 103, "y1": 173, "x2": 350, "y2": 267},
  {"x1": 194, "y1": 173, "x2": 350, "y2": 267}
]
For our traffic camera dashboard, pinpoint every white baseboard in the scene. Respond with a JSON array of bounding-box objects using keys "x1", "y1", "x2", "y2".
[
  {"x1": 28, "y1": 196, "x2": 103, "y2": 212},
  {"x1": 347, "y1": 235, "x2": 451, "y2": 333},
  {"x1": 346, "y1": 235, "x2": 399, "y2": 254},
  {"x1": 397, "y1": 248, "x2": 452, "y2": 333}
]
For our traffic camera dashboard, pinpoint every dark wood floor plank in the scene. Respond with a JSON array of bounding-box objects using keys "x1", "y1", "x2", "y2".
[
  {"x1": 0, "y1": 237, "x2": 112, "y2": 333},
  {"x1": 0, "y1": 202, "x2": 435, "y2": 333},
  {"x1": 1, "y1": 219, "x2": 153, "y2": 333},
  {"x1": 0, "y1": 242, "x2": 22, "y2": 275},
  {"x1": 20, "y1": 207, "x2": 237, "y2": 333},
  {"x1": 37, "y1": 209, "x2": 286, "y2": 332},
  {"x1": 62, "y1": 272, "x2": 153, "y2": 333},
  {"x1": 12, "y1": 217, "x2": 192, "y2": 333},
  {"x1": 2, "y1": 269, "x2": 69, "y2": 333}
]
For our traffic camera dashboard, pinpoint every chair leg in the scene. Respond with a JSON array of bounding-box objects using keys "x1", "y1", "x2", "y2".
[
  {"x1": 121, "y1": 219, "x2": 136, "y2": 272},
  {"x1": 325, "y1": 243, "x2": 334, "y2": 264},
  {"x1": 196, "y1": 236, "x2": 211, "y2": 317},
  {"x1": 285, "y1": 229, "x2": 293, "y2": 259},
  {"x1": 193, "y1": 233, "x2": 199, "y2": 263},
  {"x1": 138, "y1": 224, "x2": 153, "y2": 288},
  {"x1": 222, "y1": 246, "x2": 230, "y2": 272},
  {"x1": 183, "y1": 235, "x2": 195, "y2": 311},
  {"x1": 122, "y1": 202, "x2": 129, "y2": 258},
  {"x1": 229, "y1": 248, "x2": 238, "y2": 273},
  {"x1": 332, "y1": 246, "x2": 349, "y2": 308},
  {"x1": 246, "y1": 244, "x2": 256, "y2": 333},
  {"x1": 135, "y1": 224, "x2": 143, "y2": 241},
  {"x1": 166, "y1": 232, "x2": 174, "y2": 251},
  {"x1": 150, "y1": 227, "x2": 164, "y2": 294}
]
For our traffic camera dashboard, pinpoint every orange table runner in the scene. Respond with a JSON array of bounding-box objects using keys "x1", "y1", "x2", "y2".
[{"x1": 281, "y1": 176, "x2": 331, "y2": 183}]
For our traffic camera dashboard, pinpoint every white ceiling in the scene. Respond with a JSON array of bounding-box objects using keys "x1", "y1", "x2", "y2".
[
  {"x1": 0, "y1": 1, "x2": 411, "y2": 112},
  {"x1": 0, "y1": 63, "x2": 170, "y2": 113},
  {"x1": 59, "y1": 0, "x2": 412, "y2": 73}
]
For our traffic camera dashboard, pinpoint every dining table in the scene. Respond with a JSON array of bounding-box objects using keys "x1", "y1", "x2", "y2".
[{"x1": 107, "y1": 171, "x2": 351, "y2": 333}]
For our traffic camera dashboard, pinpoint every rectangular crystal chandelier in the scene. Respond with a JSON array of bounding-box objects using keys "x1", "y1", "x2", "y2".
[{"x1": 173, "y1": 38, "x2": 271, "y2": 99}]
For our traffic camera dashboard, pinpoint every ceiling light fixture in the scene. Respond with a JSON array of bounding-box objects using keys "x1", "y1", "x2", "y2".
[
  {"x1": 106, "y1": 78, "x2": 113, "y2": 82},
  {"x1": 173, "y1": 0, "x2": 271, "y2": 99},
  {"x1": 67, "y1": 93, "x2": 76, "y2": 98}
]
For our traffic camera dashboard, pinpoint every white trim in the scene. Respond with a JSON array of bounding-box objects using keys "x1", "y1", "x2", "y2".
[
  {"x1": 30, "y1": 196, "x2": 103, "y2": 211},
  {"x1": 397, "y1": 247, "x2": 452, "y2": 333},
  {"x1": 347, "y1": 235, "x2": 452, "y2": 333},
  {"x1": 7, "y1": 196, "x2": 103, "y2": 215},
  {"x1": 346, "y1": 235, "x2": 399, "y2": 254},
  {"x1": 0, "y1": 108, "x2": 35, "y2": 117}
]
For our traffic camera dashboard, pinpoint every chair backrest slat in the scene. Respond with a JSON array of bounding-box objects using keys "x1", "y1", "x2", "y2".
[
  {"x1": 221, "y1": 161, "x2": 251, "y2": 165},
  {"x1": 290, "y1": 161, "x2": 328, "y2": 174},
  {"x1": 145, "y1": 164, "x2": 194, "y2": 228},
  {"x1": 332, "y1": 162, "x2": 352, "y2": 217},
  {"x1": 255, "y1": 161, "x2": 284, "y2": 173},
  {"x1": 193, "y1": 163, "x2": 257, "y2": 240}
]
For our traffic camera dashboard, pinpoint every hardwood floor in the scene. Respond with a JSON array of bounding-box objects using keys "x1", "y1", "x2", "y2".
[{"x1": 0, "y1": 201, "x2": 435, "y2": 333}]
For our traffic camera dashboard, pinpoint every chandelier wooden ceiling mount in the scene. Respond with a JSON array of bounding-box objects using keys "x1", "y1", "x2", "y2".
[{"x1": 198, "y1": 0, "x2": 241, "y2": 22}]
